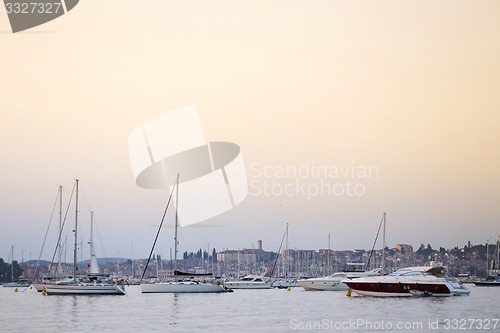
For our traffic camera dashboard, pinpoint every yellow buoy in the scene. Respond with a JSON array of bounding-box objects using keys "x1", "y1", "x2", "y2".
[
  {"x1": 41, "y1": 290, "x2": 47, "y2": 296},
  {"x1": 30, "y1": 286, "x2": 32, "y2": 289},
  {"x1": 346, "y1": 289, "x2": 351, "y2": 297},
  {"x1": 14, "y1": 288, "x2": 18, "y2": 292},
  {"x1": 287, "y1": 287, "x2": 291, "y2": 291}
]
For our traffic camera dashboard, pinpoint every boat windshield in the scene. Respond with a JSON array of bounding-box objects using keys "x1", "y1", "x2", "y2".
[
  {"x1": 389, "y1": 269, "x2": 422, "y2": 277},
  {"x1": 329, "y1": 273, "x2": 348, "y2": 278}
]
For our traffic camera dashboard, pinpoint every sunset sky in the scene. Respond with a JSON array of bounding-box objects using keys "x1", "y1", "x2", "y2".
[{"x1": 1, "y1": 1, "x2": 499, "y2": 261}]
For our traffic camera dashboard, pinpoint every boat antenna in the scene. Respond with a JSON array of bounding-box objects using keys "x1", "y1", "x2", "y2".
[{"x1": 140, "y1": 177, "x2": 177, "y2": 280}]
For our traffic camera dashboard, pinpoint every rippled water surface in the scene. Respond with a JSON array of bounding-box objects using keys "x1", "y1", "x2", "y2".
[{"x1": 1, "y1": 284, "x2": 499, "y2": 332}]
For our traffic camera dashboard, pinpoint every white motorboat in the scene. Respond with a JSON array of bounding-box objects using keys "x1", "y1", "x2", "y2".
[
  {"x1": 297, "y1": 267, "x2": 382, "y2": 291},
  {"x1": 345, "y1": 265, "x2": 471, "y2": 297},
  {"x1": 141, "y1": 280, "x2": 227, "y2": 293},
  {"x1": 272, "y1": 279, "x2": 299, "y2": 289},
  {"x1": 223, "y1": 274, "x2": 273, "y2": 289}
]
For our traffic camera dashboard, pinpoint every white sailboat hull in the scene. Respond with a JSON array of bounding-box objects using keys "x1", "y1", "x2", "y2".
[
  {"x1": 140, "y1": 281, "x2": 227, "y2": 293},
  {"x1": 44, "y1": 283, "x2": 126, "y2": 295}
]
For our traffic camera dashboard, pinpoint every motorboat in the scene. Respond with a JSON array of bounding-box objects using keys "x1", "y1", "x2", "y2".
[
  {"x1": 345, "y1": 265, "x2": 470, "y2": 297},
  {"x1": 223, "y1": 274, "x2": 273, "y2": 289},
  {"x1": 141, "y1": 280, "x2": 228, "y2": 293},
  {"x1": 297, "y1": 267, "x2": 382, "y2": 291},
  {"x1": 272, "y1": 279, "x2": 299, "y2": 289}
]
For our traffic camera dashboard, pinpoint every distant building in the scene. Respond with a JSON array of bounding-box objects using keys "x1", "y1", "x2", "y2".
[
  {"x1": 394, "y1": 243, "x2": 413, "y2": 254},
  {"x1": 217, "y1": 241, "x2": 275, "y2": 264}
]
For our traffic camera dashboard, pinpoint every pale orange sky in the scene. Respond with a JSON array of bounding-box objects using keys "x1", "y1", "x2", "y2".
[{"x1": 1, "y1": 1, "x2": 499, "y2": 260}]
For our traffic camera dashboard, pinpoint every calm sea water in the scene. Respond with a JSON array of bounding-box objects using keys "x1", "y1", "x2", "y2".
[{"x1": 1, "y1": 284, "x2": 499, "y2": 332}]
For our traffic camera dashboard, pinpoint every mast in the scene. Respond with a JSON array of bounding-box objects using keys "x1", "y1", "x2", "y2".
[
  {"x1": 73, "y1": 179, "x2": 79, "y2": 279},
  {"x1": 486, "y1": 239, "x2": 489, "y2": 274},
  {"x1": 57, "y1": 185, "x2": 63, "y2": 277},
  {"x1": 382, "y1": 212, "x2": 386, "y2": 274},
  {"x1": 173, "y1": 173, "x2": 179, "y2": 276},
  {"x1": 285, "y1": 223, "x2": 289, "y2": 280},
  {"x1": 131, "y1": 241, "x2": 134, "y2": 278},
  {"x1": 89, "y1": 211, "x2": 100, "y2": 275},
  {"x1": 497, "y1": 236, "x2": 500, "y2": 273},
  {"x1": 327, "y1": 233, "x2": 331, "y2": 275},
  {"x1": 11, "y1": 245, "x2": 14, "y2": 282},
  {"x1": 237, "y1": 249, "x2": 240, "y2": 277}
]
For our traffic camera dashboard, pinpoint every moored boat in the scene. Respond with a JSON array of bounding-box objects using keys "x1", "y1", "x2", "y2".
[
  {"x1": 43, "y1": 180, "x2": 126, "y2": 296},
  {"x1": 473, "y1": 274, "x2": 500, "y2": 287},
  {"x1": 473, "y1": 281, "x2": 500, "y2": 287},
  {"x1": 139, "y1": 174, "x2": 229, "y2": 294},
  {"x1": 141, "y1": 280, "x2": 227, "y2": 293},
  {"x1": 44, "y1": 279, "x2": 126, "y2": 295},
  {"x1": 272, "y1": 279, "x2": 299, "y2": 289},
  {"x1": 297, "y1": 267, "x2": 382, "y2": 291},
  {"x1": 2, "y1": 279, "x2": 32, "y2": 288},
  {"x1": 345, "y1": 265, "x2": 470, "y2": 297},
  {"x1": 223, "y1": 274, "x2": 273, "y2": 289}
]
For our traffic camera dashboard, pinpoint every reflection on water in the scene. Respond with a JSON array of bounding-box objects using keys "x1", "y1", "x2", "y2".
[
  {"x1": 170, "y1": 293, "x2": 179, "y2": 328},
  {"x1": 1, "y1": 284, "x2": 499, "y2": 332}
]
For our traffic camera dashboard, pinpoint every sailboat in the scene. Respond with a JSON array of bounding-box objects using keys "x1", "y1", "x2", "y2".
[
  {"x1": 140, "y1": 174, "x2": 228, "y2": 293},
  {"x1": 474, "y1": 237, "x2": 500, "y2": 287},
  {"x1": 44, "y1": 179, "x2": 126, "y2": 295},
  {"x1": 271, "y1": 223, "x2": 299, "y2": 288},
  {"x1": 33, "y1": 185, "x2": 72, "y2": 292}
]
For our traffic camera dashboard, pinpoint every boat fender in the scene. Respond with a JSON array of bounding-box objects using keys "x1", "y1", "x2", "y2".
[{"x1": 346, "y1": 289, "x2": 351, "y2": 297}]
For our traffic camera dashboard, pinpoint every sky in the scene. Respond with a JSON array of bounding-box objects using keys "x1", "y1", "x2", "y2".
[{"x1": 1, "y1": 0, "x2": 499, "y2": 261}]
